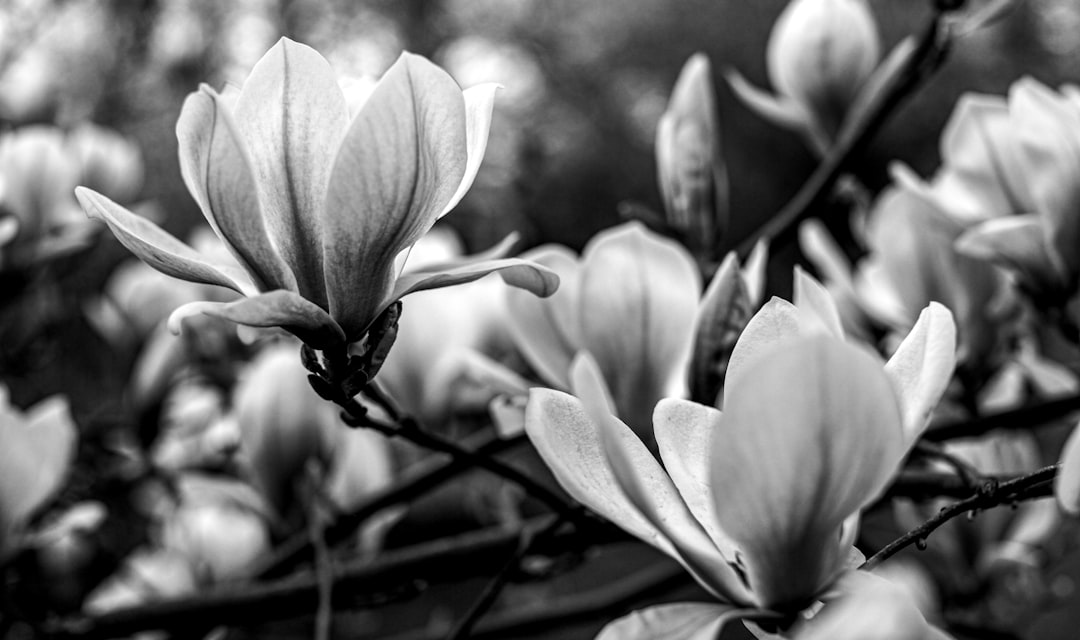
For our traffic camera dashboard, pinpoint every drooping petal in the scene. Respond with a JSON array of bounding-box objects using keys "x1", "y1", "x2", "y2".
[
  {"x1": 724, "y1": 68, "x2": 816, "y2": 146},
  {"x1": 504, "y1": 245, "x2": 583, "y2": 389},
  {"x1": 176, "y1": 85, "x2": 297, "y2": 294},
  {"x1": 168, "y1": 291, "x2": 345, "y2": 349},
  {"x1": 77, "y1": 188, "x2": 255, "y2": 296},
  {"x1": 711, "y1": 337, "x2": 905, "y2": 608},
  {"x1": 578, "y1": 222, "x2": 702, "y2": 441},
  {"x1": 654, "y1": 398, "x2": 738, "y2": 557},
  {"x1": 230, "y1": 38, "x2": 351, "y2": 305},
  {"x1": 439, "y1": 83, "x2": 499, "y2": 218},
  {"x1": 389, "y1": 256, "x2": 558, "y2": 306},
  {"x1": 722, "y1": 297, "x2": 800, "y2": 407},
  {"x1": 793, "y1": 265, "x2": 844, "y2": 338},
  {"x1": 883, "y1": 302, "x2": 957, "y2": 445},
  {"x1": 596, "y1": 603, "x2": 761, "y2": 640},
  {"x1": 572, "y1": 354, "x2": 754, "y2": 604},
  {"x1": 323, "y1": 52, "x2": 469, "y2": 340}
]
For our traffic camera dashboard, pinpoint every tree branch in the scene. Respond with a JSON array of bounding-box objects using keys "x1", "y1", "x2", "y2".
[{"x1": 923, "y1": 393, "x2": 1080, "y2": 442}]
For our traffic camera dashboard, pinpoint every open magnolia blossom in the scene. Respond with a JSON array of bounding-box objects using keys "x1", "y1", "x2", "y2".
[
  {"x1": 905, "y1": 78, "x2": 1080, "y2": 298},
  {"x1": 525, "y1": 270, "x2": 957, "y2": 637},
  {"x1": 505, "y1": 221, "x2": 766, "y2": 445},
  {"x1": 726, "y1": 0, "x2": 880, "y2": 154},
  {"x1": 77, "y1": 37, "x2": 558, "y2": 350}
]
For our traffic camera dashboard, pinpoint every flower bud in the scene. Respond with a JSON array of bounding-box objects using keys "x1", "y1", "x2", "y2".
[
  {"x1": 656, "y1": 54, "x2": 727, "y2": 261},
  {"x1": 767, "y1": 0, "x2": 880, "y2": 139}
]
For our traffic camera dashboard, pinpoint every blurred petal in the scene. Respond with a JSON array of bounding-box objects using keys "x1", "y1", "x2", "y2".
[
  {"x1": 723, "y1": 297, "x2": 800, "y2": 407},
  {"x1": 77, "y1": 188, "x2": 254, "y2": 296},
  {"x1": 176, "y1": 86, "x2": 296, "y2": 293},
  {"x1": 711, "y1": 338, "x2": 904, "y2": 607},
  {"x1": 232, "y1": 38, "x2": 351, "y2": 304},
  {"x1": 439, "y1": 83, "x2": 498, "y2": 218},
  {"x1": 168, "y1": 291, "x2": 345, "y2": 349},
  {"x1": 1056, "y1": 421, "x2": 1080, "y2": 516},
  {"x1": 0, "y1": 394, "x2": 77, "y2": 543},
  {"x1": 724, "y1": 68, "x2": 813, "y2": 136},
  {"x1": 956, "y1": 214, "x2": 1066, "y2": 290},
  {"x1": 883, "y1": 302, "x2": 957, "y2": 445},
  {"x1": 572, "y1": 354, "x2": 753, "y2": 604},
  {"x1": 505, "y1": 244, "x2": 583, "y2": 389},
  {"x1": 793, "y1": 265, "x2": 844, "y2": 338},
  {"x1": 597, "y1": 603, "x2": 758, "y2": 640},
  {"x1": 324, "y1": 52, "x2": 468, "y2": 339},
  {"x1": 578, "y1": 222, "x2": 701, "y2": 439}
]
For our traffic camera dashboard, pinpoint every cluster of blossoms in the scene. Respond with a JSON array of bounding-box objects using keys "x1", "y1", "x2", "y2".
[{"x1": 5, "y1": 0, "x2": 1080, "y2": 638}]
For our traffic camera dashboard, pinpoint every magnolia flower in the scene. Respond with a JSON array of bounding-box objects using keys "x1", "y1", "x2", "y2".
[
  {"x1": 926, "y1": 79, "x2": 1080, "y2": 298},
  {"x1": 727, "y1": 0, "x2": 880, "y2": 154},
  {"x1": 525, "y1": 271, "x2": 957, "y2": 636},
  {"x1": 0, "y1": 386, "x2": 78, "y2": 556},
  {"x1": 505, "y1": 222, "x2": 701, "y2": 443},
  {"x1": 854, "y1": 173, "x2": 1011, "y2": 374},
  {"x1": 656, "y1": 53, "x2": 728, "y2": 262},
  {"x1": 77, "y1": 38, "x2": 557, "y2": 350}
]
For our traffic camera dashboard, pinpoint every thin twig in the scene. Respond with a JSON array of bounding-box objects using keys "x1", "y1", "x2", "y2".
[
  {"x1": 861, "y1": 465, "x2": 1058, "y2": 571},
  {"x1": 736, "y1": 8, "x2": 952, "y2": 256}
]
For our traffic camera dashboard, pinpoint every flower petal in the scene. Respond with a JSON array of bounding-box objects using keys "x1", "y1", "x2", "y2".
[
  {"x1": 1056, "y1": 421, "x2": 1080, "y2": 516},
  {"x1": 724, "y1": 68, "x2": 818, "y2": 150},
  {"x1": 76, "y1": 188, "x2": 254, "y2": 296},
  {"x1": 690, "y1": 251, "x2": 753, "y2": 405},
  {"x1": 572, "y1": 354, "x2": 754, "y2": 604},
  {"x1": 654, "y1": 398, "x2": 739, "y2": 558},
  {"x1": 596, "y1": 603, "x2": 760, "y2": 640},
  {"x1": 439, "y1": 83, "x2": 499, "y2": 218},
  {"x1": 793, "y1": 265, "x2": 844, "y2": 339},
  {"x1": 390, "y1": 256, "x2": 558, "y2": 305},
  {"x1": 578, "y1": 222, "x2": 702, "y2": 441},
  {"x1": 176, "y1": 86, "x2": 297, "y2": 293},
  {"x1": 505, "y1": 245, "x2": 583, "y2": 389},
  {"x1": 955, "y1": 214, "x2": 1066, "y2": 291},
  {"x1": 722, "y1": 297, "x2": 800, "y2": 407},
  {"x1": 711, "y1": 337, "x2": 905, "y2": 608},
  {"x1": 883, "y1": 302, "x2": 957, "y2": 445},
  {"x1": 324, "y1": 52, "x2": 468, "y2": 340},
  {"x1": 168, "y1": 291, "x2": 345, "y2": 349},
  {"x1": 231, "y1": 38, "x2": 351, "y2": 304}
]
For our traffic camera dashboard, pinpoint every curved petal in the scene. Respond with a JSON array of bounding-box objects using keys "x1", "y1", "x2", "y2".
[
  {"x1": 578, "y1": 222, "x2": 702, "y2": 441},
  {"x1": 231, "y1": 38, "x2": 351, "y2": 305},
  {"x1": 654, "y1": 398, "x2": 739, "y2": 558},
  {"x1": 690, "y1": 252, "x2": 753, "y2": 405},
  {"x1": 390, "y1": 256, "x2": 558, "y2": 304},
  {"x1": 324, "y1": 52, "x2": 468, "y2": 340},
  {"x1": 724, "y1": 68, "x2": 813, "y2": 136},
  {"x1": 76, "y1": 188, "x2": 254, "y2": 296},
  {"x1": 793, "y1": 265, "x2": 844, "y2": 339},
  {"x1": 176, "y1": 86, "x2": 296, "y2": 293},
  {"x1": 722, "y1": 297, "x2": 800, "y2": 407},
  {"x1": 883, "y1": 303, "x2": 957, "y2": 445},
  {"x1": 571, "y1": 354, "x2": 754, "y2": 604},
  {"x1": 597, "y1": 603, "x2": 760, "y2": 640},
  {"x1": 439, "y1": 83, "x2": 499, "y2": 218},
  {"x1": 168, "y1": 291, "x2": 345, "y2": 349},
  {"x1": 504, "y1": 245, "x2": 583, "y2": 389},
  {"x1": 711, "y1": 337, "x2": 905, "y2": 608}
]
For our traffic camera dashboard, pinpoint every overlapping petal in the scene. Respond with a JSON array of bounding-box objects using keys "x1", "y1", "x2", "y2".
[
  {"x1": 711, "y1": 337, "x2": 904, "y2": 608},
  {"x1": 168, "y1": 291, "x2": 344, "y2": 349}
]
